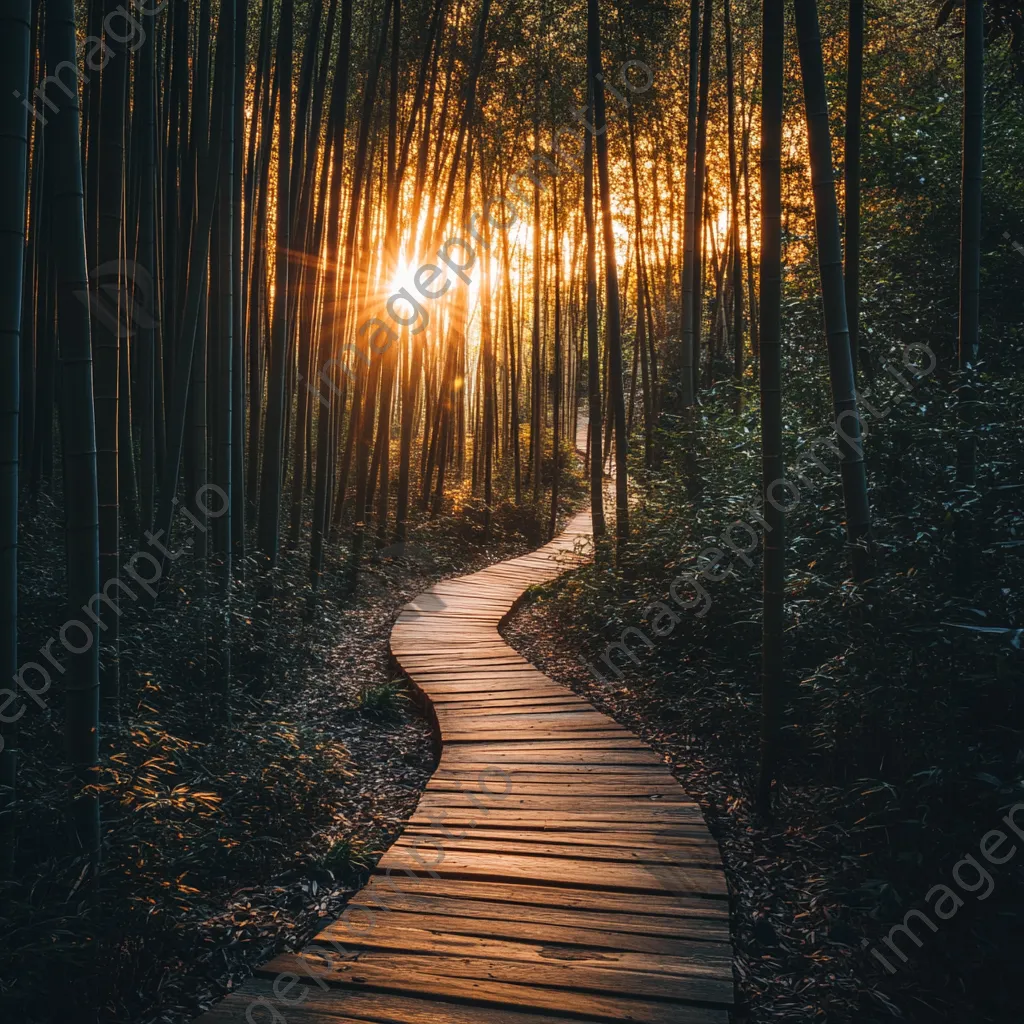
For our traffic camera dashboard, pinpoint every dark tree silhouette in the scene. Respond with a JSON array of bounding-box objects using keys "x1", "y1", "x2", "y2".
[
  {"x1": 757, "y1": 0, "x2": 785, "y2": 817},
  {"x1": 794, "y1": 0, "x2": 872, "y2": 579},
  {"x1": 0, "y1": 0, "x2": 31, "y2": 870}
]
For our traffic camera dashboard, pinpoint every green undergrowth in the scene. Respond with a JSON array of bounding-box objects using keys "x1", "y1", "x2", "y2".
[{"x1": 529, "y1": 341, "x2": 1024, "y2": 1020}]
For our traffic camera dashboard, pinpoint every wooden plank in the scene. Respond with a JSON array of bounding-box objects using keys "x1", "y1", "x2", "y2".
[
  {"x1": 403, "y1": 814, "x2": 710, "y2": 833},
  {"x1": 347, "y1": 888, "x2": 730, "y2": 943},
  {"x1": 355, "y1": 876, "x2": 729, "y2": 920},
  {"x1": 262, "y1": 948, "x2": 734, "y2": 1012},
  {"x1": 414, "y1": 793, "x2": 701, "y2": 814},
  {"x1": 376, "y1": 848, "x2": 728, "y2": 897},
  {"x1": 429, "y1": 696, "x2": 587, "y2": 708},
  {"x1": 310, "y1": 920, "x2": 733, "y2": 976},
  {"x1": 426, "y1": 780, "x2": 686, "y2": 797},
  {"x1": 435, "y1": 737, "x2": 653, "y2": 750},
  {"x1": 392, "y1": 834, "x2": 723, "y2": 868},
  {"x1": 434, "y1": 712, "x2": 618, "y2": 728},
  {"x1": 438, "y1": 750, "x2": 667, "y2": 765},
  {"x1": 400, "y1": 825, "x2": 714, "y2": 846},
  {"x1": 197, "y1": 977, "x2": 729, "y2": 1024},
  {"x1": 432, "y1": 764, "x2": 671, "y2": 777}
]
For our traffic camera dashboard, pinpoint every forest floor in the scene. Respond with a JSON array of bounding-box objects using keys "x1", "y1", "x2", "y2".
[{"x1": 3, "y1": 462, "x2": 585, "y2": 1024}]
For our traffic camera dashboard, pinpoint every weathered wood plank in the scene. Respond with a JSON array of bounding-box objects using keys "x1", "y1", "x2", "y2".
[
  {"x1": 261, "y1": 948, "x2": 734, "y2": 1011},
  {"x1": 392, "y1": 833, "x2": 723, "y2": 868},
  {"x1": 355, "y1": 875, "x2": 729, "y2": 920},
  {"x1": 308, "y1": 921, "x2": 734, "y2": 977},
  {"x1": 376, "y1": 847, "x2": 728, "y2": 897},
  {"x1": 346, "y1": 887, "x2": 730, "y2": 942},
  {"x1": 196, "y1": 976, "x2": 729, "y2": 1024}
]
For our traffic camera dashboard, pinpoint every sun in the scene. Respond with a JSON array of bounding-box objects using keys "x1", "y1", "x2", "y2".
[{"x1": 388, "y1": 258, "x2": 418, "y2": 297}]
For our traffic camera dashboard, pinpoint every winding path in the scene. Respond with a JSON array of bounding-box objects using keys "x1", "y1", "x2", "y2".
[{"x1": 199, "y1": 437, "x2": 733, "y2": 1024}]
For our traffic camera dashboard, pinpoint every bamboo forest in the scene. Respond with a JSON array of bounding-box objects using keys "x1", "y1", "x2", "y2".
[{"x1": 1, "y1": 0, "x2": 1024, "y2": 1020}]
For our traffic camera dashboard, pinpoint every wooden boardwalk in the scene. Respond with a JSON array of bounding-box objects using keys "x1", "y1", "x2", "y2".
[{"x1": 198, "y1": 494, "x2": 733, "y2": 1023}]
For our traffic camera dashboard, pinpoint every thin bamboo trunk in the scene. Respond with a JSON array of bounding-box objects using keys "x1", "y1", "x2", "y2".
[
  {"x1": 211, "y1": 0, "x2": 237, "y2": 701},
  {"x1": 679, "y1": 0, "x2": 701, "y2": 407},
  {"x1": 0, "y1": 0, "x2": 30, "y2": 870},
  {"x1": 95, "y1": 0, "x2": 128, "y2": 716},
  {"x1": 50, "y1": 0, "x2": 102, "y2": 863},
  {"x1": 136, "y1": 13, "x2": 158, "y2": 536},
  {"x1": 588, "y1": 0, "x2": 628, "y2": 550},
  {"x1": 725, "y1": 0, "x2": 744, "y2": 403},
  {"x1": 257, "y1": 0, "x2": 294, "y2": 563},
  {"x1": 844, "y1": 0, "x2": 864, "y2": 379},
  {"x1": 691, "y1": 0, "x2": 713, "y2": 391},
  {"x1": 794, "y1": 0, "x2": 872, "y2": 579},
  {"x1": 531, "y1": 106, "x2": 543, "y2": 503},
  {"x1": 585, "y1": 90, "x2": 606, "y2": 536},
  {"x1": 757, "y1": 0, "x2": 785, "y2": 818},
  {"x1": 550, "y1": 148, "x2": 562, "y2": 538},
  {"x1": 954, "y1": 0, "x2": 984, "y2": 585},
  {"x1": 739, "y1": 29, "x2": 759, "y2": 366},
  {"x1": 956, "y1": 0, "x2": 983, "y2": 488}
]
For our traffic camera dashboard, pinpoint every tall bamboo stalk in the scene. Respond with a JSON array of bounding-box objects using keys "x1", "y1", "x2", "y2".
[
  {"x1": 0, "y1": 0, "x2": 31, "y2": 871},
  {"x1": 794, "y1": 0, "x2": 872, "y2": 580},
  {"x1": 757, "y1": 0, "x2": 785, "y2": 817},
  {"x1": 50, "y1": 0, "x2": 102, "y2": 862},
  {"x1": 588, "y1": 0, "x2": 628, "y2": 550}
]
